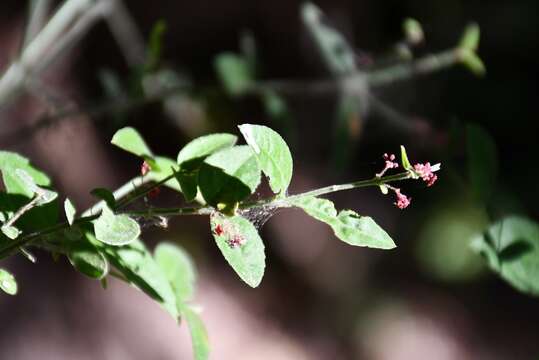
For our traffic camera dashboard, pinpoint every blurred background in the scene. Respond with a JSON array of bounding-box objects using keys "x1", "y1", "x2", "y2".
[{"x1": 1, "y1": 0, "x2": 538, "y2": 359}]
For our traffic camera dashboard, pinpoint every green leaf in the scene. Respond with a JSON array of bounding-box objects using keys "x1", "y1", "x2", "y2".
[
  {"x1": 400, "y1": 145, "x2": 412, "y2": 170},
  {"x1": 90, "y1": 188, "x2": 117, "y2": 210},
  {"x1": 301, "y1": 3, "x2": 357, "y2": 75},
  {"x1": 210, "y1": 214, "x2": 265, "y2": 287},
  {"x1": 460, "y1": 50, "x2": 486, "y2": 77},
  {"x1": 238, "y1": 124, "x2": 293, "y2": 195},
  {"x1": 64, "y1": 198, "x2": 76, "y2": 226},
  {"x1": 174, "y1": 169, "x2": 198, "y2": 202},
  {"x1": 0, "y1": 151, "x2": 50, "y2": 197},
  {"x1": 1, "y1": 225, "x2": 21, "y2": 239},
  {"x1": 177, "y1": 133, "x2": 237, "y2": 167},
  {"x1": 155, "y1": 242, "x2": 197, "y2": 302},
  {"x1": 214, "y1": 53, "x2": 253, "y2": 97},
  {"x1": 466, "y1": 124, "x2": 498, "y2": 202},
  {"x1": 111, "y1": 127, "x2": 153, "y2": 158},
  {"x1": 93, "y1": 206, "x2": 140, "y2": 246},
  {"x1": 198, "y1": 146, "x2": 261, "y2": 206},
  {"x1": 89, "y1": 233, "x2": 179, "y2": 319},
  {"x1": 14, "y1": 168, "x2": 58, "y2": 206},
  {"x1": 180, "y1": 305, "x2": 210, "y2": 360},
  {"x1": 68, "y1": 241, "x2": 109, "y2": 279},
  {"x1": 459, "y1": 23, "x2": 480, "y2": 51},
  {"x1": 0, "y1": 268, "x2": 17, "y2": 295},
  {"x1": 471, "y1": 216, "x2": 539, "y2": 296},
  {"x1": 147, "y1": 156, "x2": 182, "y2": 192},
  {"x1": 403, "y1": 18, "x2": 424, "y2": 44},
  {"x1": 288, "y1": 196, "x2": 396, "y2": 249}
]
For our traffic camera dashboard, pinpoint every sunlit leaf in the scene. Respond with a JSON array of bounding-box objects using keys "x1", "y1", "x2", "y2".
[
  {"x1": 64, "y1": 198, "x2": 76, "y2": 226},
  {"x1": 400, "y1": 145, "x2": 412, "y2": 170},
  {"x1": 210, "y1": 214, "x2": 265, "y2": 287},
  {"x1": 93, "y1": 206, "x2": 140, "y2": 246},
  {"x1": 0, "y1": 151, "x2": 50, "y2": 197},
  {"x1": 289, "y1": 196, "x2": 396, "y2": 249},
  {"x1": 111, "y1": 127, "x2": 153, "y2": 158},
  {"x1": 177, "y1": 133, "x2": 237, "y2": 167},
  {"x1": 0, "y1": 268, "x2": 17, "y2": 295},
  {"x1": 238, "y1": 124, "x2": 292, "y2": 195},
  {"x1": 155, "y1": 242, "x2": 197, "y2": 302},
  {"x1": 198, "y1": 146, "x2": 261, "y2": 206}
]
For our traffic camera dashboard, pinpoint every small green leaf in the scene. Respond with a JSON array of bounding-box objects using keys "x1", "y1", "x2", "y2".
[
  {"x1": 403, "y1": 18, "x2": 424, "y2": 44},
  {"x1": 155, "y1": 242, "x2": 197, "y2": 302},
  {"x1": 89, "y1": 234, "x2": 179, "y2": 319},
  {"x1": 64, "y1": 198, "x2": 76, "y2": 225},
  {"x1": 198, "y1": 146, "x2": 261, "y2": 206},
  {"x1": 214, "y1": 53, "x2": 253, "y2": 97},
  {"x1": 90, "y1": 188, "x2": 117, "y2": 210},
  {"x1": 177, "y1": 133, "x2": 237, "y2": 167},
  {"x1": 400, "y1": 145, "x2": 412, "y2": 170},
  {"x1": 238, "y1": 124, "x2": 293, "y2": 195},
  {"x1": 68, "y1": 242, "x2": 109, "y2": 279},
  {"x1": 466, "y1": 124, "x2": 498, "y2": 202},
  {"x1": 289, "y1": 196, "x2": 396, "y2": 249},
  {"x1": 471, "y1": 216, "x2": 539, "y2": 296},
  {"x1": 459, "y1": 23, "x2": 480, "y2": 51},
  {"x1": 93, "y1": 207, "x2": 140, "y2": 246},
  {"x1": 0, "y1": 151, "x2": 50, "y2": 197},
  {"x1": 460, "y1": 50, "x2": 486, "y2": 77},
  {"x1": 0, "y1": 268, "x2": 17, "y2": 295},
  {"x1": 1, "y1": 225, "x2": 21, "y2": 239},
  {"x1": 210, "y1": 214, "x2": 266, "y2": 287},
  {"x1": 180, "y1": 305, "x2": 210, "y2": 360},
  {"x1": 111, "y1": 127, "x2": 153, "y2": 158}
]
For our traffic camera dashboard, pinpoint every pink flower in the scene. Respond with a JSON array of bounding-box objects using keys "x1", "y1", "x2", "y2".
[
  {"x1": 394, "y1": 189, "x2": 411, "y2": 209},
  {"x1": 377, "y1": 153, "x2": 399, "y2": 177},
  {"x1": 413, "y1": 162, "x2": 438, "y2": 187}
]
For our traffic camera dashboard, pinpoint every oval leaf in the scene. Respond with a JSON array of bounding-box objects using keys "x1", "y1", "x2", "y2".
[
  {"x1": 471, "y1": 216, "x2": 539, "y2": 296},
  {"x1": 155, "y1": 242, "x2": 197, "y2": 302},
  {"x1": 93, "y1": 207, "x2": 140, "y2": 246},
  {"x1": 210, "y1": 214, "x2": 265, "y2": 287},
  {"x1": 68, "y1": 242, "x2": 109, "y2": 279},
  {"x1": 214, "y1": 53, "x2": 253, "y2": 97},
  {"x1": 0, "y1": 268, "x2": 18, "y2": 295},
  {"x1": 111, "y1": 127, "x2": 153, "y2": 158},
  {"x1": 177, "y1": 133, "x2": 237, "y2": 167},
  {"x1": 238, "y1": 124, "x2": 293, "y2": 195},
  {"x1": 288, "y1": 196, "x2": 396, "y2": 249},
  {"x1": 198, "y1": 146, "x2": 261, "y2": 206}
]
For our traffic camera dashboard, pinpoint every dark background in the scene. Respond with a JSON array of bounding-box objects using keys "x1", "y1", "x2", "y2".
[{"x1": 1, "y1": 1, "x2": 538, "y2": 359}]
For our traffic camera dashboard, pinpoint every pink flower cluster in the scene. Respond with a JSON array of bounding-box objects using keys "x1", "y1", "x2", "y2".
[
  {"x1": 377, "y1": 153, "x2": 399, "y2": 177},
  {"x1": 413, "y1": 162, "x2": 438, "y2": 187},
  {"x1": 394, "y1": 189, "x2": 411, "y2": 209}
]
